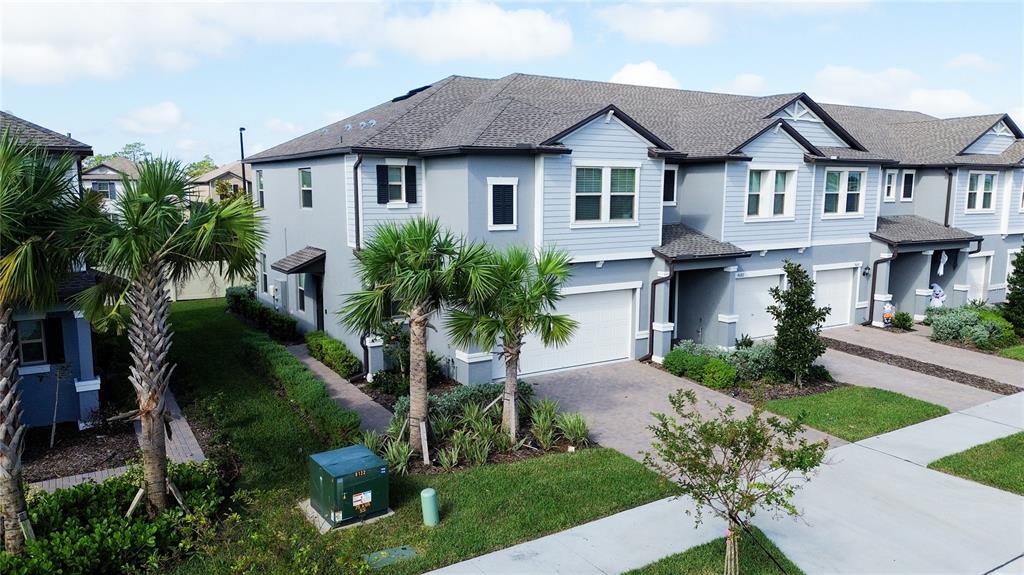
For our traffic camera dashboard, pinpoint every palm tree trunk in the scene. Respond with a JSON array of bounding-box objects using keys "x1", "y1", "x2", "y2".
[
  {"x1": 128, "y1": 262, "x2": 174, "y2": 515},
  {"x1": 724, "y1": 519, "x2": 740, "y2": 575},
  {"x1": 0, "y1": 305, "x2": 28, "y2": 554},
  {"x1": 407, "y1": 309, "x2": 428, "y2": 455},
  {"x1": 502, "y1": 338, "x2": 521, "y2": 440}
]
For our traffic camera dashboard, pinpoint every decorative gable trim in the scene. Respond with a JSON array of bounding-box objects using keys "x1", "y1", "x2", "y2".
[
  {"x1": 729, "y1": 118, "x2": 825, "y2": 157},
  {"x1": 766, "y1": 94, "x2": 867, "y2": 151},
  {"x1": 540, "y1": 104, "x2": 673, "y2": 150},
  {"x1": 957, "y1": 114, "x2": 1024, "y2": 155}
]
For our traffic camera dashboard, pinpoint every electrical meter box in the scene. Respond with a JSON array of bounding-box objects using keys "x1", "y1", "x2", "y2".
[{"x1": 308, "y1": 444, "x2": 389, "y2": 527}]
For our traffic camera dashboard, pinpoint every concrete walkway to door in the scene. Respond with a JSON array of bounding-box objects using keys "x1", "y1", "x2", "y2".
[{"x1": 528, "y1": 361, "x2": 843, "y2": 461}]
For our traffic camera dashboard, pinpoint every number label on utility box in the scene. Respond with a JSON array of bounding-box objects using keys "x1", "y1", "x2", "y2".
[{"x1": 353, "y1": 490, "x2": 372, "y2": 506}]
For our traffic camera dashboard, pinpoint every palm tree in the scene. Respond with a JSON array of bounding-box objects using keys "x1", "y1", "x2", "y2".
[
  {"x1": 447, "y1": 246, "x2": 577, "y2": 439},
  {"x1": 340, "y1": 217, "x2": 493, "y2": 454},
  {"x1": 76, "y1": 158, "x2": 264, "y2": 515},
  {"x1": 0, "y1": 132, "x2": 91, "y2": 553}
]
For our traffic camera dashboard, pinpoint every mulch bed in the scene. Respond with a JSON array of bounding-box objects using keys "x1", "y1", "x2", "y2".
[
  {"x1": 726, "y1": 380, "x2": 849, "y2": 404},
  {"x1": 356, "y1": 378, "x2": 460, "y2": 413},
  {"x1": 22, "y1": 420, "x2": 138, "y2": 483},
  {"x1": 822, "y1": 336, "x2": 1019, "y2": 395},
  {"x1": 408, "y1": 440, "x2": 588, "y2": 475}
]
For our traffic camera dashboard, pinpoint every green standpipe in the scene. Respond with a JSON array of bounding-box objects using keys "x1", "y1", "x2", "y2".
[{"x1": 420, "y1": 488, "x2": 439, "y2": 527}]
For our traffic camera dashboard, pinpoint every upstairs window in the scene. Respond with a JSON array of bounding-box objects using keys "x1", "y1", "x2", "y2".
[
  {"x1": 745, "y1": 167, "x2": 795, "y2": 219},
  {"x1": 901, "y1": 170, "x2": 915, "y2": 201},
  {"x1": 967, "y1": 171, "x2": 996, "y2": 211},
  {"x1": 15, "y1": 319, "x2": 46, "y2": 365},
  {"x1": 256, "y1": 170, "x2": 264, "y2": 208},
  {"x1": 299, "y1": 168, "x2": 313, "y2": 208},
  {"x1": 574, "y1": 167, "x2": 602, "y2": 221},
  {"x1": 662, "y1": 166, "x2": 677, "y2": 205},
  {"x1": 92, "y1": 181, "x2": 116, "y2": 200},
  {"x1": 883, "y1": 170, "x2": 898, "y2": 202},
  {"x1": 571, "y1": 164, "x2": 639, "y2": 225},
  {"x1": 297, "y1": 274, "x2": 306, "y2": 312},
  {"x1": 609, "y1": 168, "x2": 636, "y2": 220},
  {"x1": 823, "y1": 169, "x2": 866, "y2": 217},
  {"x1": 487, "y1": 177, "x2": 518, "y2": 231},
  {"x1": 387, "y1": 166, "x2": 405, "y2": 202},
  {"x1": 260, "y1": 253, "x2": 268, "y2": 293}
]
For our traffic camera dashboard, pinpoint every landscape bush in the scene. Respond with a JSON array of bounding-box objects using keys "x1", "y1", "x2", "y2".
[
  {"x1": 728, "y1": 342, "x2": 777, "y2": 383},
  {"x1": 391, "y1": 381, "x2": 534, "y2": 423},
  {"x1": 701, "y1": 358, "x2": 738, "y2": 390},
  {"x1": 225, "y1": 286, "x2": 298, "y2": 341},
  {"x1": 0, "y1": 462, "x2": 224, "y2": 575},
  {"x1": 929, "y1": 306, "x2": 1018, "y2": 350},
  {"x1": 305, "y1": 331, "x2": 362, "y2": 379},
  {"x1": 663, "y1": 347, "x2": 711, "y2": 379},
  {"x1": 369, "y1": 370, "x2": 410, "y2": 396},
  {"x1": 892, "y1": 311, "x2": 914, "y2": 331},
  {"x1": 240, "y1": 331, "x2": 360, "y2": 446}
]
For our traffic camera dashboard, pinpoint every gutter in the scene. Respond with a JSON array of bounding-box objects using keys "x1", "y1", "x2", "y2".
[
  {"x1": 943, "y1": 167, "x2": 954, "y2": 226},
  {"x1": 865, "y1": 246, "x2": 898, "y2": 326},
  {"x1": 351, "y1": 153, "x2": 370, "y2": 382},
  {"x1": 248, "y1": 144, "x2": 572, "y2": 165},
  {"x1": 639, "y1": 253, "x2": 674, "y2": 362}
]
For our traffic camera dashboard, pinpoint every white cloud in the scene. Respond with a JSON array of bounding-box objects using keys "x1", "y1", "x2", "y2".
[
  {"x1": 811, "y1": 65, "x2": 988, "y2": 118},
  {"x1": 176, "y1": 139, "x2": 201, "y2": 152},
  {"x1": 323, "y1": 110, "x2": 351, "y2": 124},
  {"x1": 597, "y1": 5, "x2": 713, "y2": 46},
  {"x1": 264, "y1": 118, "x2": 301, "y2": 134},
  {"x1": 385, "y1": 2, "x2": 572, "y2": 63},
  {"x1": 610, "y1": 62, "x2": 680, "y2": 89},
  {"x1": 947, "y1": 53, "x2": 997, "y2": 72},
  {"x1": 117, "y1": 102, "x2": 185, "y2": 135},
  {"x1": 345, "y1": 50, "x2": 378, "y2": 67},
  {"x1": 717, "y1": 73, "x2": 769, "y2": 96}
]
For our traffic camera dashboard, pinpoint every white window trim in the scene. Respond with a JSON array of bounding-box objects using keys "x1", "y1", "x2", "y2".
[
  {"x1": 256, "y1": 169, "x2": 265, "y2": 208},
  {"x1": 966, "y1": 170, "x2": 998, "y2": 213},
  {"x1": 883, "y1": 169, "x2": 898, "y2": 202},
  {"x1": 569, "y1": 161, "x2": 642, "y2": 228},
  {"x1": 297, "y1": 274, "x2": 306, "y2": 312},
  {"x1": 662, "y1": 165, "x2": 678, "y2": 206},
  {"x1": 385, "y1": 165, "x2": 407, "y2": 207},
  {"x1": 743, "y1": 164, "x2": 798, "y2": 222},
  {"x1": 899, "y1": 169, "x2": 915, "y2": 202},
  {"x1": 299, "y1": 168, "x2": 313, "y2": 209},
  {"x1": 16, "y1": 319, "x2": 47, "y2": 366},
  {"x1": 822, "y1": 168, "x2": 868, "y2": 219},
  {"x1": 487, "y1": 177, "x2": 519, "y2": 231}
]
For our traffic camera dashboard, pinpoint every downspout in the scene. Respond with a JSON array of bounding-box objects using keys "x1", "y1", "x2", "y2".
[
  {"x1": 943, "y1": 167, "x2": 954, "y2": 226},
  {"x1": 351, "y1": 154, "x2": 371, "y2": 382},
  {"x1": 639, "y1": 255, "x2": 673, "y2": 362},
  {"x1": 864, "y1": 245, "x2": 899, "y2": 326}
]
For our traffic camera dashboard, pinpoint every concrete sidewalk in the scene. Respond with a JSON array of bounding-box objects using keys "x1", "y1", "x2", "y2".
[
  {"x1": 287, "y1": 345, "x2": 393, "y2": 433},
  {"x1": 826, "y1": 324, "x2": 1023, "y2": 388}
]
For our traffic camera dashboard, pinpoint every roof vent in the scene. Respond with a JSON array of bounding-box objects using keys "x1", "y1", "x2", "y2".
[
  {"x1": 367, "y1": 119, "x2": 377, "y2": 127},
  {"x1": 358, "y1": 121, "x2": 367, "y2": 129},
  {"x1": 392, "y1": 84, "x2": 432, "y2": 102},
  {"x1": 344, "y1": 124, "x2": 352, "y2": 131}
]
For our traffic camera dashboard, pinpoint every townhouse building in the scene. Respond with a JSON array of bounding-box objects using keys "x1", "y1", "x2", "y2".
[{"x1": 248, "y1": 74, "x2": 1024, "y2": 382}]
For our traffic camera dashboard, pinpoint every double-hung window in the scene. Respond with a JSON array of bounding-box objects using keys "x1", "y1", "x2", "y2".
[
  {"x1": 572, "y1": 163, "x2": 639, "y2": 225},
  {"x1": 260, "y1": 253, "x2": 268, "y2": 293},
  {"x1": 883, "y1": 170, "x2": 898, "y2": 202},
  {"x1": 966, "y1": 171, "x2": 996, "y2": 212},
  {"x1": 487, "y1": 177, "x2": 518, "y2": 231},
  {"x1": 900, "y1": 170, "x2": 915, "y2": 201},
  {"x1": 15, "y1": 319, "x2": 46, "y2": 365},
  {"x1": 387, "y1": 166, "x2": 405, "y2": 203},
  {"x1": 256, "y1": 170, "x2": 264, "y2": 208},
  {"x1": 823, "y1": 169, "x2": 866, "y2": 217},
  {"x1": 299, "y1": 168, "x2": 313, "y2": 208},
  {"x1": 296, "y1": 274, "x2": 306, "y2": 312},
  {"x1": 92, "y1": 181, "x2": 116, "y2": 200},
  {"x1": 745, "y1": 167, "x2": 795, "y2": 219}
]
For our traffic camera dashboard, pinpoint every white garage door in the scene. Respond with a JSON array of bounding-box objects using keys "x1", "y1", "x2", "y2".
[
  {"x1": 517, "y1": 289, "x2": 633, "y2": 376},
  {"x1": 735, "y1": 274, "x2": 783, "y2": 339},
  {"x1": 815, "y1": 268, "x2": 855, "y2": 328},
  {"x1": 967, "y1": 255, "x2": 991, "y2": 301}
]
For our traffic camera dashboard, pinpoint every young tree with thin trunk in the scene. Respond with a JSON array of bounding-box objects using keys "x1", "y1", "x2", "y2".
[
  {"x1": 340, "y1": 218, "x2": 492, "y2": 455},
  {"x1": 645, "y1": 390, "x2": 828, "y2": 575},
  {"x1": 76, "y1": 158, "x2": 264, "y2": 516},
  {"x1": 1003, "y1": 248, "x2": 1024, "y2": 337},
  {"x1": 446, "y1": 246, "x2": 577, "y2": 439},
  {"x1": 767, "y1": 259, "x2": 829, "y2": 387},
  {"x1": 0, "y1": 133, "x2": 96, "y2": 553}
]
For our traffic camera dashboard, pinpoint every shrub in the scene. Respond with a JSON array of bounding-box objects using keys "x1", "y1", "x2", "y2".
[
  {"x1": 701, "y1": 358, "x2": 737, "y2": 390},
  {"x1": 430, "y1": 414, "x2": 458, "y2": 442},
  {"x1": 555, "y1": 412, "x2": 590, "y2": 446},
  {"x1": 1004, "y1": 248, "x2": 1024, "y2": 336},
  {"x1": 437, "y1": 445, "x2": 460, "y2": 471},
  {"x1": 305, "y1": 331, "x2": 362, "y2": 379},
  {"x1": 370, "y1": 370, "x2": 409, "y2": 396},
  {"x1": 225, "y1": 285, "x2": 254, "y2": 313},
  {"x1": 530, "y1": 398, "x2": 558, "y2": 450},
  {"x1": 930, "y1": 307, "x2": 978, "y2": 341},
  {"x1": 391, "y1": 381, "x2": 534, "y2": 424},
  {"x1": 226, "y1": 286, "x2": 298, "y2": 341},
  {"x1": 892, "y1": 311, "x2": 914, "y2": 331},
  {"x1": 360, "y1": 430, "x2": 385, "y2": 455},
  {"x1": 382, "y1": 440, "x2": 413, "y2": 476},
  {"x1": 977, "y1": 309, "x2": 1018, "y2": 348},
  {"x1": 928, "y1": 306, "x2": 1018, "y2": 350},
  {"x1": 767, "y1": 260, "x2": 829, "y2": 387},
  {"x1": 808, "y1": 364, "x2": 834, "y2": 383},
  {"x1": 240, "y1": 331, "x2": 360, "y2": 446},
  {"x1": 727, "y1": 343, "x2": 776, "y2": 383},
  {"x1": 1, "y1": 462, "x2": 223, "y2": 574},
  {"x1": 662, "y1": 347, "x2": 712, "y2": 380},
  {"x1": 463, "y1": 434, "x2": 492, "y2": 466},
  {"x1": 735, "y1": 334, "x2": 754, "y2": 349}
]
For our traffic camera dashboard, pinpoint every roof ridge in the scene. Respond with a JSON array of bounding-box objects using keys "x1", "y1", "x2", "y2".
[
  {"x1": 0, "y1": 110, "x2": 90, "y2": 148},
  {"x1": 819, "y1": 101, "x2": 939, "y2": 117}
]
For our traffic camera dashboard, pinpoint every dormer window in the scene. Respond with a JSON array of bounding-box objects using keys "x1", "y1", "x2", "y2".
[{"x1": 780, "y1": 100, "x2": 821, "y2": 122}]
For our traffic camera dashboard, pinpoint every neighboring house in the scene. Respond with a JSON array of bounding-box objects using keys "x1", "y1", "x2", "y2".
[
  {"x1": 248, "y1": 74, "x2": 1024, "y2": 382},
  {"x1": 0, "y1": 111, "x2": 104, "y2": 428},
  {"x1": 189, "y1": 161, "x2": 252, "y2": 202},
  {"x1": 81, "y1": 156, "x2": 139, "y2": 210}
]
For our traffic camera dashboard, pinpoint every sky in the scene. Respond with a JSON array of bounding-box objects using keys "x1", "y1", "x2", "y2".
[{"x1": 2, "y1": 1, "x2": 1022, "y2": 165}]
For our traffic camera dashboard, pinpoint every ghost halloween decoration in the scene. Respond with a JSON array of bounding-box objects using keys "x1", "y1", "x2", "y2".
[{"x1": 929, "y1": 284, "x2": 946, "y2": 308}]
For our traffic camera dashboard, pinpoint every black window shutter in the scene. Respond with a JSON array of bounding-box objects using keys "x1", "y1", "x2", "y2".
[
  {"x1": 663, "y1": 170, "x2": 676, "y2": 202},
  {"x1": 44, "y1": 317, "x2": 65, "y2": 364},
  {"x1": 492, "y1": 184, "x2": 514, "y2": 225},
  {"x1": 376, "y1": 165, "x2": 389, "y2": 204},
  {"x1": 405, "y1": 166, "x2": 417, "y2": 204}
]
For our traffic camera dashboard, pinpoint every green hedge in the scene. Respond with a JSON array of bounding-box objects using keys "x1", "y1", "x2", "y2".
[
  {"x1": 225, "y1": 286, "x2": 298, "y2": 341},
  {"x1": 305, "y1": 331, "x2": 362, "y2": 379},
  {"x1": 1, "y1": 462, "x2": 223, "y2": 575},
  {"x1": 929, "y1": 306, "x2": 1019, "y2": 350},
  {"x1": 392, "y1": 381, "x2": 535, "y2": 424},
  {"x1": 240, "y1": 331, "x2": 360, "y2": 446}
]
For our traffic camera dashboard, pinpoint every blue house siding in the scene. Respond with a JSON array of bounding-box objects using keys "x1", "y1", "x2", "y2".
[
  {"x1": 778, "y1": 118, "x2": 846, "y2": 148},
  {"x1": 541, "y1": 116, "x2": 663, "y2": 259},
  {"x1": 810, "y1": 164, "x2": 881, "y2": 244},
  {"x1": 671, "y1": 163, "x2": 726, "y2": 236},
  {"x1": 467, "y1": 155, "x2": 536, "y2": 248},
  {"x1": 963, "y1": 132, "x2": 1015, "y2": 155},
  {"x1": 1008, "y1": 168, "x2": 1024, "y2": 234},
  {"x1": 952, "y1": 168, "x2": 1005, "y2": 234},
  {"x1": 722, "y1": 130, "x2": 814, "y2": 250},
  {"x1": 360, "y1": 157, "x2": 425, "y2": 238},
  {"x1": 17, "y1": 310, "x2": 95, "y2": 427}
]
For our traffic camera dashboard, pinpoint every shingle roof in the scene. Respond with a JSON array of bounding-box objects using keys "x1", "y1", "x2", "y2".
[
  {"x1": 82, "y1": 157, "x2": 140, "y2": 180},
  {"x1": 271, "y1": 246, "x2": 326, "y2": 274},
  {"x1": 870, "y1": 215, "x2": 981, "y2": 245},
  {"x1": 654, "y1": 224, "x2": 750, "y2": 261},
  {"x1": 193, "y1": 161, "x2": 251, "y2": 184},
  {"x1": 0, "y1": 111, "x2": 92, "y2": 155}
]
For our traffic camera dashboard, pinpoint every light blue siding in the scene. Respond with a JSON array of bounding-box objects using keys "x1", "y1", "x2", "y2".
[
  {"x1": 777, "y1": 118, "x2": 846, "y2": 148},
  {"x1": 541, "y1": 117, "x2": 662, "y2": 259},
  {"x1": 952, "y1": 168, "x2": 1006, "y2": 234},
  {"x1": 360, "y1": 157, "x2": 425, "y2": 238},
  {"x1": 810, "y1": 164, "x2": 881, "y2": 244},
  {"x1": 963, "y1": 132, "x2": 1015, "y2": 155},
  {"x1": 1008, "y1": 168, "x2": 1024, "y2": 234},
  {"x1": 467, "y1": 156, "x2": 536, "y2": 248},
  {"x1": 671, "y1": 164, "x2": 725, "y2": 236},
  {"x1": 18, "y1": 311, "x2": 94, "y2": 427},
  {"x1": 722, "y1": 130, "x2": 813, "y2": 249}
]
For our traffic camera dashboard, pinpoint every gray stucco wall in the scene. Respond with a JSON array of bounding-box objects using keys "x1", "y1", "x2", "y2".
[{"x1": 17, "y1": 310, "x2": 95, "y2": 427}]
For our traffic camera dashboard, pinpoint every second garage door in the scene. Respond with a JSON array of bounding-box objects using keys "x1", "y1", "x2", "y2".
[
  {"x1": 735, "y1": 274, "x2": 783, "y2": 339},
  {"x1": 517, "y1": 288, "x2": 634, "y2": 376},
  {"x1": 815, "y1": 267, "x2": 855, "y2": 328}
]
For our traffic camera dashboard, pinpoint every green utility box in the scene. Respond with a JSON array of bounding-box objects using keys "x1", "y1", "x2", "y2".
[{"x1": 309, "y1": 444, "x2": 389, "y2": 528}]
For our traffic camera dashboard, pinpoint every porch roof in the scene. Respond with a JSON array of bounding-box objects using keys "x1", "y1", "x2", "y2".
[
  {"x1": 271, "y1": 246, "x2": 326, "y2": 274},
  {"x1": 870, "y1": 215, "x2": 981, "y2": 246},
  {"x1": 654, "y1": 224, "x2": 751, "y2": 261}
]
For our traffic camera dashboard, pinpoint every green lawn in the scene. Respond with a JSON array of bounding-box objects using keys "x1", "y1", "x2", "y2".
[
  {"x1": 764, "y1": 387, "x2": 948, "y2": 442},
  {"x1": 998, "y1": 345, "x2": 1024, "y2": 361},
  {"x1": 625, "y1": 528, "x2": 803, "y2": 575},
  {"x1": 928, "y1": 432, "x2": 1024, "y2": 496},
  {"x1": 169, "y1": 298, "x2": 676, "y2": 574}
]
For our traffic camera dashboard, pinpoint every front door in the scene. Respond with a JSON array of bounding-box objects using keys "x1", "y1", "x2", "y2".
[{"x1": 315, "y1": 274, "x2": 325, "y2": 331}]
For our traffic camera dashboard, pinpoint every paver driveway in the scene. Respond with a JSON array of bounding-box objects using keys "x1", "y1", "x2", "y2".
[{"x1": 527, "y1": 361, "x2": 843, "y2": 461}]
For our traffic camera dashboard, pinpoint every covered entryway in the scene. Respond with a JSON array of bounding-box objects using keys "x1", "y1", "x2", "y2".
[
  {"x1": 270, "y1": 245, "x2": 327, "y2": 330},
  {"x1": 517, "y1": 286, "x2": 635, "y2": 376},
  {"x1": 814, "y1": 265, "x2": 858, "y2": 328},
  {"x1": 967, "y1": 252, "x2": 992, "y2": 301},
  {"x1": 735, "y1": 272, "x2": 783, "y2": 339}
]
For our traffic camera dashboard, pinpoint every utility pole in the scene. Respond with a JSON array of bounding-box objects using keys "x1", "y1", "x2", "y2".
[{"x1": 239, "y1": 127, "x2": 247, "y2": 196}]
